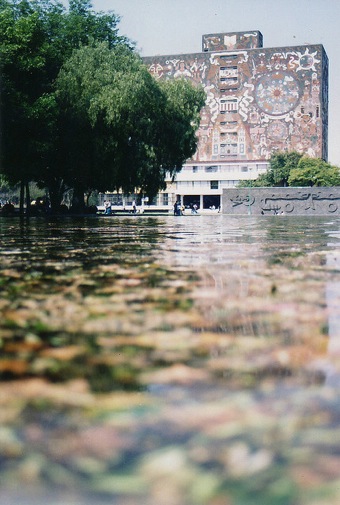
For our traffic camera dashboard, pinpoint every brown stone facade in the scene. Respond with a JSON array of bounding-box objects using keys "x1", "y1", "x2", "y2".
[
  {"x1": 202, "y1": 30, "x2": 263, "y2": 52},
  {"x1": 144, "y1": 31, "x2": 328, "y2": 166}
]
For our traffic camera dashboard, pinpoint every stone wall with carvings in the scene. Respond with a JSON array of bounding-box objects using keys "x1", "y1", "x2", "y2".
[
  {"x1": 202, "y1": 31, "x2": 263, "y2": 52},
  {"x1": 144, "y1": 32, "x2": 328, "y2": 165},
  {"x1": 222, "y1": 187, "x2": 340, "y2": 215}
]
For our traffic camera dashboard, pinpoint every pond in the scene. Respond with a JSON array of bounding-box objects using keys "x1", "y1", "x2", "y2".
[{"x1": 0, "y1": 214, "x2": 339, "y2": 505}]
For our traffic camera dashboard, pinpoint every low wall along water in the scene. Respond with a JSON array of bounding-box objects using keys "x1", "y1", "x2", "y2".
[{"x1": 222, "y1": 187, "x2": 340, "y2": 215}]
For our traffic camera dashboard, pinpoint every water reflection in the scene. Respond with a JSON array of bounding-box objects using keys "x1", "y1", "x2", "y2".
[
  {"x1": 324, "y1": 249, "x2": 340, "y2": 387},
  {"x1": 0, "y1": 215, "x2": 340, "y2": 505}
]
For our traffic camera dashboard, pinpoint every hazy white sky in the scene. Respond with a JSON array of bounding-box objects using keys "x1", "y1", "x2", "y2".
[{"x1": 68, "y1": 0, "x2": 340, "y2": 165}]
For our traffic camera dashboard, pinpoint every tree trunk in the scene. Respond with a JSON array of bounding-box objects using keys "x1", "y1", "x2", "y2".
[
  {"x1": 25, "y1": 181, "x2": 31, "y2": 216},
  {"x1": 71, "y1": 186, "x2": 86, "y2": 213},
  {"x1": 48, "y1": 178, "x2": 66, "y2": 214},
  {"x1": 85, "y1": 190, "x2": 92, "y2": 207},
  {"x1": 19, "y1": 181, "x2": 24, "y2": 216}
]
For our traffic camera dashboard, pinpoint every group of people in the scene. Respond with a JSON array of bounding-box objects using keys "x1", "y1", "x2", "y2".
[
  {"x1": 103, "y1": 199, "x2": 138, "y2": 215},
  {"x1": 173, "y1": 201, "x2": 183, "y2": 215},
  {"x1": 173, "y1": 201, "x2": 198, "y2": 215}
]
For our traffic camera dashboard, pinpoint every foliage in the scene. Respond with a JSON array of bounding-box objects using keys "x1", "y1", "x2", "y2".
[
  {"x1": 238, "y1": 151, "x2": 303, "y2": 188},
  {"x1": 288, "y1": 156, "x2": 340, "y2": 186},
  {"x1": 0, "y1": 174, "x2": 11, "y2": 192},
  {"x1": 238, "y1": 173, "x2": 270, "y2": 188},
  {"x1": 268, "y1": 151, "x2": 303, "y2": 186},
  {"x1": 0, "y1": 0, "x2": 130, "y2": 209},
  {"x1": 238, "y1": 151, "x2": 340, "y2": 188},
  {"x1": 0, "y1": 0, "x2": 205, "y2": 211},
  {"x1": 54, "y1": 42, "x2": 205, "y2": 200}
]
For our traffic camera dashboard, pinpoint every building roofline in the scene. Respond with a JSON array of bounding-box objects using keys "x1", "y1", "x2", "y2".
[
  {"x1": 202, "y1": 30, "x2": 263, "y2": 37},
  {"x1": 143, "y1": 43, "x2": 327, "y2": 61}
]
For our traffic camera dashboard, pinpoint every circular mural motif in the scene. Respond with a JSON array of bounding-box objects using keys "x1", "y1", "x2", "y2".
[
  {"x1": 255, "y1": 72, "x2": 301, "y2": 116},
  {"x1": 267, "y1": 120, "x2": 288, "y2": 139},
  {"x1": 299, "y1": 54, "x2": 315, "y2": 69}
]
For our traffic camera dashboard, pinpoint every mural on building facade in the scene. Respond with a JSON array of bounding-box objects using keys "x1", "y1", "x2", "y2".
[
  {"x1": 202, "y1": 31, "x2": 263, "y2": 52},
  {"x1": 144, "y1": 32, "x2": 328, "y2": 165}
]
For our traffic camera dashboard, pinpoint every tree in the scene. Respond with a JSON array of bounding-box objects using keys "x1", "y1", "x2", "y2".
[
  {"x1": 0, "y1": 0, "x2": 51, "y2": 208},
  {"x1": 288, "y1": 157, "x2": 340, "y2": 187},
  {"x1": 0, "y1": 174, "x2": 10, "y2": 193},
  {"x1": 0, "y1": 0, "x2": 131, "y2": 212},
  {"x1": 269, "y1": 151, "x2": 303, "y2": 187},
  {"x1": 54, "y1": 42, "x2": 205, "y2": 204},
  {"x1": 1, "y1": 1, "x2": 205, "y2": 212},
  {"x1": 238, "y1": 151, "x2": 303, "y2": 187},
  {"x1": 238, "y1": 151, "x2": 340, "y2": 188}
]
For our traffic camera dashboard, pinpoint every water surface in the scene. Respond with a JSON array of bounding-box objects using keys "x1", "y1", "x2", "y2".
[{"x1": 0, "y1": 215, "x2": 339, "y2": 505}]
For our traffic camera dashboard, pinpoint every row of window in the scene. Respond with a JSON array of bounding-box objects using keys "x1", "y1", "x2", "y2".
[
  {"x1": 220, "y1": 101, "x2": 321, "y2": 117},
  {"x1": 189, "y1": 164, "x2": 267, "y2": 173},
  {"x1": 176, "y1": 180, "x2": 241, "y2": 189}
]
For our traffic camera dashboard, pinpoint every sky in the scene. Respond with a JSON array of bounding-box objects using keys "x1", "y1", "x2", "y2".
[{"x1": 68, "y1": 0, "x2": 340, "y2": 166}]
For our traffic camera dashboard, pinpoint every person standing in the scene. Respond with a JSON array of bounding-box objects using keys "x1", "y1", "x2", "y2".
[
  {"x1": 104, "y1": 200, "x2": 111, "y2": 215},
  {"x1": 174, "y1": 201, "x2": 182, "y2": 216}
]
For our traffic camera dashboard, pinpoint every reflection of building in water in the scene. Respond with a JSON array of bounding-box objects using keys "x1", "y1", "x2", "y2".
[{"x1": 142, "y1": 30, "x2": 328, "y2": 211}]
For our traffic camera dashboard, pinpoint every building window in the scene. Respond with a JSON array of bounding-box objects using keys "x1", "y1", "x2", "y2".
[
  {"x1": 220, "y1": 54, "x2": 238, "y2": 60},
  {"x1": 210, "y1": 181, "x2": 219, "y2": 189},
  {"x1": 220, "y1": 77, "x2": 238, "y2": 82},
  {"x1": 220, "y1": 98, "x2": 238, "y2": 112},
  {"x1": 205, "y1": 165, "x2": 218, "y2": 173},
  {"x1": 220, "y1": 87, "x2": 238, "y2": 93},
  {"x1": 162, "y1": 193, "x2": 168, "y2": 205},
  {"x1": 192, "y1": 166, "x2": 198, "y2": 173},
  {"x1": 220, "y1": 65, "x2": 238, "y2": 73}
]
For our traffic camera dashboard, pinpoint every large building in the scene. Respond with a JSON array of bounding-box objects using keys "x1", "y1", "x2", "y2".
[{"x1": 142, "y1": 30, "x2": 328, "y2": 211}]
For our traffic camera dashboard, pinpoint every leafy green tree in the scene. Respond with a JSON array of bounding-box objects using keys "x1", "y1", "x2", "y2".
[
  {"x1": 269, "y1": 151, "x2": 303, "y2": 186},
  {"x1": 238, "y1": 151, "x2": 340, "y2": 188},
  {"x1": 1, "y1": 0, "x2": 205, "y2": 212},
  {"x1": 288, "y1": 157, "x2": 340, "y2": 187},
  {"x1": 55, "y1": 42, "x2": 205, "y2": 205},
  {"x1": 0, "y1": 0, "x2": 131, "y2": 211},
  {"x1": 238, "y1": 151, "x2": 303, "y2": 187}
]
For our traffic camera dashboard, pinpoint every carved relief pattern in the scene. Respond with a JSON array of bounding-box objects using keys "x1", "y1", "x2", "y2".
[
  {"x1": 144, "y1": 39, "x2": 328, "y2": 163},
  {"x1": 254, "y1": 72, "x2": 301, "y2": 115},
  {"x1": 202, "y1": 31, "x2": 263, "y2": 52},
  {"x1": 226, "y1": 189, "x2": 340, "y2": 215}
]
